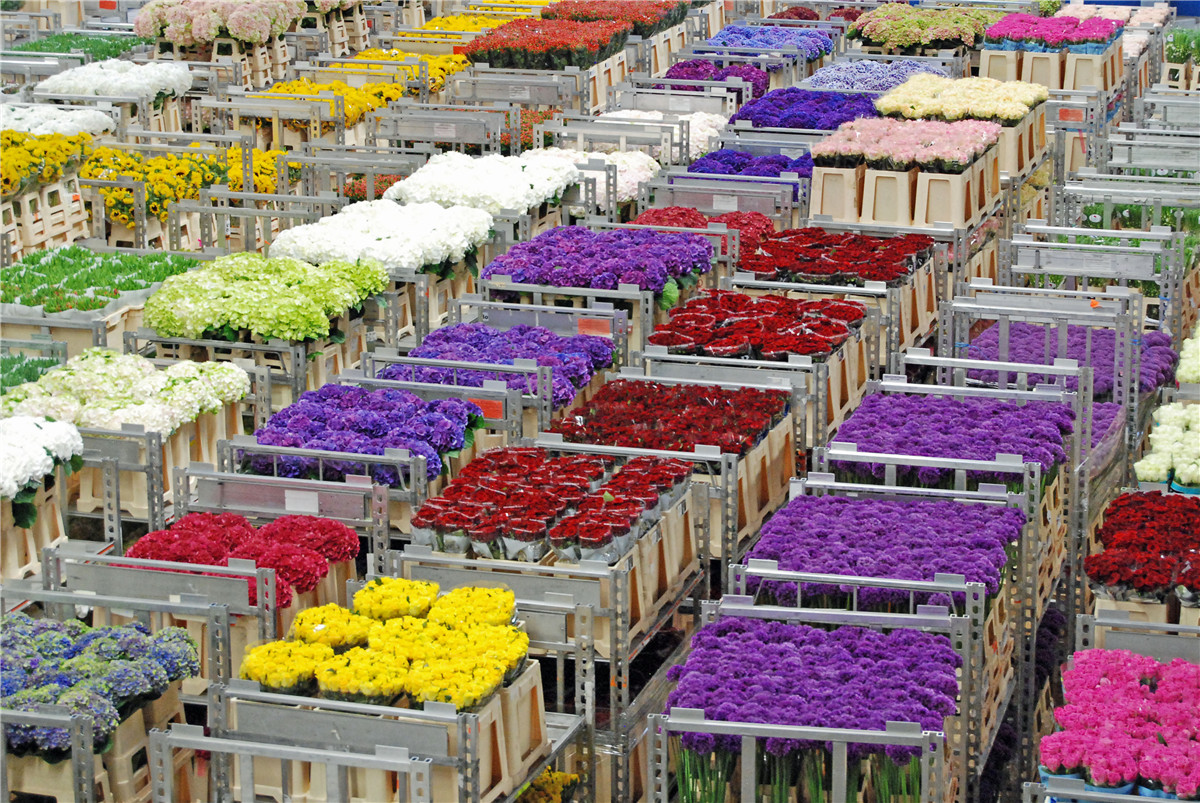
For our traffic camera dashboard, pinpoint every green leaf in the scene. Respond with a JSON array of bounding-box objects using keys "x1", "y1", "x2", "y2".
[
  {"x1": 13, "y1": 486, "x2": 37, "y2": 504},
  {"x1": 657, "y1": 277, "x2": 680, "y2": 311},
  {"x1": 12, "y1": 501, "x2": 38, "y2": 529},
  {"x1": 328, "y1": 329, "x2": 347, "y2": 345},
  {"x1": 461, "y1": 427, "x2": 477, "y2": 452},
  {"x1": 68, "y1": 454, "x2": 84, "y2": 474}
]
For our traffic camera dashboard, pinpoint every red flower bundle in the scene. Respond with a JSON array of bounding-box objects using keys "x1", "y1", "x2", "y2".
[
  {"x1": 541, "y1": 0, "x2": 688, "y2": 38},
  {"x1": 229, "y1": 540, "x2": 329, "y2": 600},
  {"x1": 461, "y1": 18, "x2": 633, "y2": 70},
  {"x1": 500, "y1": 108, "x2": 559, "y2": 153},
  {"x1": 343, "y1": 174, "x2": 405, "y2": 203},
  {"x1": 747, "y1": 228, "x2": 936, "y2": 287},
  {"x1": 259, "y1": 515, "x2": 360, "y2": 564},
  {"x1": 769, "y1": 6, "x2": 819, "y2": 20},
  {"x1": 1084, "y1": 492, "x2": 1200, "y2": 599},
  {"x1": 633, "y1": 207, "x2": 776, "y2": 266},
  {"x1": 548, "y1": 378, "x2": 789, "y2": 455}
]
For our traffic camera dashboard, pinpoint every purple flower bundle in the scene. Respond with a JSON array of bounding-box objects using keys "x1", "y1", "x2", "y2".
[
  {"x1": 659, "y1": 59, "x2": 770, "y2": 99},
  {"x1": 665, "y1": 617, "x2": 960, "y2": 785},
  {"x1": 745, "y1": 495, "x2": 1024, "y2": 607},
  {"x1": 251, "y1": 384, "x2": 483, "y2": 483},
  {"x1": 832, "y1": 393, "x2": 1075, "y2": 486},
  {"x1": 807, "y1": 59, "x2": 948, "y2": 92},
  {"x1": 379, "y1": 323, "x2": 614, "y2": 408},
  {"x1": 966, "y1": 323, "x2": 1178, "y2": 398},
  {"x1": 706, "y1": 26, "x2": 834, "y2": 65},
  {"x1": 729, "y1": 87, "x2": 878, "y2": 130},
  {"x1": 689, "y1": 148, "x2": 813, "y2": 180},
  {"x1": 480, "y1": 226, "x2": 714, "y2": 294}
]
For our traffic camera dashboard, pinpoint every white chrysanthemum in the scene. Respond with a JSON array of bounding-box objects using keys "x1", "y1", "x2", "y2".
[
  {"x1": 37, "y1": 59, "x2": 192, "y2": 99},
  {"x1": 383, "y1": 152, "x2": 581, "y2": 214}
]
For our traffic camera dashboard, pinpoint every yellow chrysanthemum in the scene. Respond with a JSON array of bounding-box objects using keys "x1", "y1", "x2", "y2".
[
  {"x1": 353, "y1": 577, "x2": 440, "y2": 621},
  {"x1": 239, "y1": 641, "x2": 335, "y2": 692},
  {"x1": 428, "y1": 586, "x2": 516, "y2": 628},
  {"x1": 289, "y1": 603, "x2": 376, "y2": 649}
]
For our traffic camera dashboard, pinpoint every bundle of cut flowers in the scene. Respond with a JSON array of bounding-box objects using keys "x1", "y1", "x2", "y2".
[
  {"x1": 741, "y1": 227, "x2": 935, "y2": 286},
  {"x1": 481, "y1": 225, "x2": 713, "y2": 307},
  {"x1": 706, "y1": 25, "x2": 834, "y2": 64},
  {"x1": 248, "y1": 384, "x2": 483, "y2": 483},
  {"x1": 540, "y1": 0, "x2": 688, "y2": 38},
  {"x1": 730, "y1": 87, "x2": 878, "y2": 129},
  {"x1": 633, "y1": 206, "x2": 777, "y2": 258},
  {"x1": 1, "y1": 613, "x2": 199, "y2": 758},
  {"x1": 35, "y1": 59, "x2": 192, "y2": 102},
  {"x1": 378, "y1": 322, "x2": 614, "y2": 408},
  {"x1": 461, "y1": 18, "x2": 633, "y2": 70},
  {"x1": 268, "y1": 201, "x2": 493, "y2": 278},
  {"x1": 806, "y1": 59, "x2": 948, "y2": 92},
  {"x1": 688, "y1": 148, "x2": 813, "y2": 193},
  {"x1": 666, "y1": 618, "x2": 961, "y2": 802},
  {"x1": 0, "y1": 416, "x2": 83, "y2": 529},
  {"x1": 745, "y1": 494, "x2": 1024, "y2": 607},
  {"x1": 0, "y1": 104, "x2": 115, "y2": 137},
  {"x1": 1, "y1": 348, "x2": 249, "y2": 437},
  {"x1": 829, "y1": 7, "x2": 865, "y2": 23},
  {"x1": 769, "y1": 5, "x2": 818, "y2": 21},
  {"x1": 876, "y1": 74, "x2": 1049, "y2": 125},
  {"x1": 1, "y1": 245, "x2": 198, "y2": 313},
  {"x1": 548, "y1": 378, "x2": 789, "y2": 455},
  {"x1": 658, "y1": 60, "x2": 770, "y2": 100},
  {"x1": 1, "y1": 131, "x2": 92, "y2": 200},
  {"x1": 239, "y1": 585, "x2": 529, "y2": 709},
  {"x1": 811, "y1": 117, "x2": 1001, "y2": 174},
  {"x1": 1134, "y1": 403, "x2": 1200, "y2": 487},
  {"x1": 832, "y1": 392, "x2": 1075, "y2": 487},
  {"x1": 124, "y1": 511, "x2": 359, "y2": 609},
  {"x1": 134, "y1": 0, "x2": 307, "y2": 45},
  {"x1": 966, "y1": 322, "x2": 1177, "y2": 398},
  {"x1": 646, "y1": 288, "x2": 866, "y2": 360},
  {"x1": 143, "y1": 252, "x2": 388, "y2": 343},
  {"x1": 254, "y1": 79, "x2": 406, "y2": 133},
  {"x1": 12, "y1": 32, "x2": 151, "y2": 61},
  {"x1": 1039, "y1": 648, "x2": 1200, "y2": 796},
  {"x1": 0, "y1": 354, "x2": 61, "y2": 395},
  {"x1": 1083, "y1": 491, "x2": 1200, "y2": 606},
  {"x1": 347, "y1": 49, "x2": 472, "y2": 96},
  {"x1": 382, "y1": 150, "x2": 582, "y2": 215},
  {"x1": 984, "y1": 12, "x2": 1124, "y2": 52},
  {"x1": 523, "y1": 146, "x2": 662, "y2": 208},
  {"x1": 848, "y1": 5, "x2": 1002, "y2": 51},
  {"x1": 1177, "y1": 321, "x2": 1200, "y2": 385}
]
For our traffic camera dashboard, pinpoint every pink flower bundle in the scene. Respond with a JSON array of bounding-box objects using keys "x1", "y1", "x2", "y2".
[
  {"x1": 985, "y1": 13, "x2": 1123, "y2": 49},
  {"x1": 135, "y1": 0, "x2": 308, "y2": 46},
  {"x1": 810, "y1": 117, "x2": 1001, "y2": 174},
  {"x1": 1039, "y1": 648, "x2": 1200, "y2": 795}
]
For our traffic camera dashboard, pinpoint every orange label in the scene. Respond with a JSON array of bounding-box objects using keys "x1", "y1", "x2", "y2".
[
  {"x1": 468, "y1": 398, "x2": 505, "y2": 420},
  {"x1": 72, "y1": 194, "x2": 80, "y2": 202},
  {"x1": 1058, "y1": 108, "x2": 1085, "y2": 123},
  {"x1": 99, "y1": 0, "x2": 116, "y2": 7},
  {"x1": 1090, "y1": 299, "x2": 1101, "y2": 308},
  {"x1": 577, "y1": 317, "x2": 609, "y2": 336}
]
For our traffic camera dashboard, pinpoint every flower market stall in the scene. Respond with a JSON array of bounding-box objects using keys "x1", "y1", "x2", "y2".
[{"x1": 4, "y1": 0, "x2": 1200, "y2": 800}]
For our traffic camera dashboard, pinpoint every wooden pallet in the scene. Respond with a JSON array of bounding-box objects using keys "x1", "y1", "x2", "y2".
[
  {"x1": 500, "y1": 662, "x2": 551, "y2": 783},
  {"x1": 6, "y1": 752, "x2": 113, "y2": 802},
  {"x1": 1, "y1": 478, "x2": 67, "y2": 581}
]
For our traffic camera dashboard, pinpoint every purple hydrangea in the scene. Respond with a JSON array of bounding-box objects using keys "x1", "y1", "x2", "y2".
[
  {"x1": 729, "y1": 87, "x2": 879, "y2": 130},
  {"x1": 807, "y1": 59, "x2": 948, "y2": 92},
  {"x1": 706, "y1": 26, "x2": 834, "y2": 66},
  {"x1": 689, "y1": 148, "x2": 813, "y2": 179}
]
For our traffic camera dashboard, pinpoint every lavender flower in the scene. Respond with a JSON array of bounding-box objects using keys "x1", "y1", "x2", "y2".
[
  {"x1": 808, "y1": 59, "x2": 948, "y2": 92},
  {"x1": 689, "y1": 149, "x2": 813, "y2": 193},
  {"x1": 706, "y1": 26, "x2": 834, "y2": 66},
  {"x1": 729, "y1": 88, "x2": 878, "y2": 130}
]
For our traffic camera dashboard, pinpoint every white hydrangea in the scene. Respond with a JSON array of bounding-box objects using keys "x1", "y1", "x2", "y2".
[
  {"x1": 383, "y1": 151, "x2": 582, "y2": 214},
  {"x1": 0, "y1": 103, "x2": 115, "y2": 136},
  {"x1": 596, "y1": 110, "x2": 729, "y2": 160},
  {"x1": 37, "y1": 59, "x2": 193, "y2": 99},
  {"x1": 0, "y1": 416, "x2": 84, "y2": 498},
  {"x1": 530, "y1": 147, "x2": 661, "y2": 210}
]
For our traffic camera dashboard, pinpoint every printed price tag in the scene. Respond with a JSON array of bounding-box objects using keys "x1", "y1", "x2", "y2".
[
  {"x1": 468, "y1": 398, "x2": 505, "y2": 420},
  {"x1": 508, "y1": 86, "x2": 531, "y2": 101},
  {"x1": 577, "y1": 317, "x2": 609, "y2": 336},
  {"x1": 284, "y1": 490, "x2": 320, "y2": 515},
  {"x1": 433, "y1": 123, "x2": 457, "y2": 138},
  {"x1": 711, "y1": 195, "x2": 738, "y2": 212}
]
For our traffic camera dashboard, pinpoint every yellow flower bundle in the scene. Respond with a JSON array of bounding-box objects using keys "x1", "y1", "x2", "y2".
[
  {"x1": 428, "y1": 586, "x2": 516, "y2": 628},
  {"x1": 417, "y1": 13, "x2": 533, "y2": 34},
  {"x1": 351, "y1": 50, "x2": 472, "y2": 94},
  {"x1": 405, "y1": 656, "x2": 509, "y2": 709},
  {"x1": 461, "y1": 623, "x2": 530, "y2": 673},
  {"x1": 353, "y1": 577, "x2": 440, "y2": 621},
  {"x1": 81, "y1": 145, "x2": 226, "y2": 225},
  {"x1": 254, "y1": 79, "x2": 406, "y2": 131},
  {"x1": 289, "y1": 603, "x2": 375, "y2": 649},
  {"x1": 1, "y1": 131, "x2": 92, "y2": 199},
  {"x1": 239, "y1": 641, "x2": 335, "y2": 693},
  {"x1": 226, "y1": 146, "x2": 299, "y2": 195},
  {"x1": 316, "y1": 647, "x2": 409, "y2": 703},
  {"x1": 518, "y1": 769, "x2": 581, "y2": 803}
]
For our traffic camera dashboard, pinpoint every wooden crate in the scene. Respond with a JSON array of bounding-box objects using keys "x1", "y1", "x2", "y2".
[
  {"x1": 1063, "y1": 41, "x2": 1123, "y2": 92},
  {"x1": 1182, "y1": 265, "x2": 1200, "y2": 333},
  {"x1": 73, "y1": 422, "x2": 193, "y2": 521},
  {"x1": 913, "y1": 150, "x2": 993, "y2": 229},
  {"x1": 859, "y1": 168, "x2": 917, "y2": 227},
  {"x1": 966, "y1": 238, "x2": 1000, "y2": 284},
  {"x1": 584, "y1": 51, "x2": 630, "y2": 115},
  {"x1": 1021, "y1": 50, "x2": 1064, "y2": 90},
  {"x1": 9, "y1": 173, "x2": 90, "y2": 254},
  {"x1": 980, "y1": 636, "x2": 1015, "y2": 750},
  {"x1": 500, "y1": 662, "x2": 551, "y2": 783},
  {"x1": 1163, "y1": 59, "x2": 1192, "y2": 89},
  {"x1": 1, "y1": 301, "x2": 148, "y2": 358},
  {"x1": 1034, "y1": 681, "x2": 1056, "y2": 741},
  {"x1": 1, "y1": 478, "x2": 67, "y2": 581},
  {"x1": 980, "y1": 49, "x2": 1021, "y2": 82},
  {"x1": 810, "y1": 164, "x2": 865, "y2": 223},
  {"x1": 649, "y1": 22, "x2": 689, "y2": 76},
  {"x1": 6, "y1": 752, "x2": 112, "y2": 802}
]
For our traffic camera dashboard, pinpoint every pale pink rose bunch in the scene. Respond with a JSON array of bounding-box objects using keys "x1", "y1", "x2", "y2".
[{"x1": 810, "y1": 117, "x2": 1001, "y2": 173}]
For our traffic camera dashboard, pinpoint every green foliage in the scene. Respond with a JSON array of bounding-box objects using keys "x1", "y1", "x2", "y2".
[
  {"x1": 1, "y1": 246, "x2": 199, "y2": 312},
  {"x1": 11, "y1": 32, "x2": 152, "y2": 60},
  {"x1": 0, "y1": 353, "x2": 61, "y2": 393}
]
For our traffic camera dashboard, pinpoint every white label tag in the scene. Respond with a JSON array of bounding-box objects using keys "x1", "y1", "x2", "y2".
[
  {"x1": 433, "y1": 123, "x2": 457, "y2": 138},
  {"x1": 712, "y1": 195, "x2": 738, "y2": 212},
  {"x1": 508, "y1": 85, "x2": 530, "y2": 100},
  {"x1": 284, "y1": 489, "x2": 320, "y2": 515}
]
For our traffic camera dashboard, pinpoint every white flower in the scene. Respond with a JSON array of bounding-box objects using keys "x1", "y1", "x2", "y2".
[
  {"x1": 0, "y1": 416, "x2": 83, "y2": 498},
  {"x1": 0, "y1": 104, "x2": 114, "y2": 136},
  {"x1": 37, "y1": 59, "x2": 193, "y2": 99},
  {"x1": 271, "y1": 201, "x2": 494, "y2": 273},
  {"x1": 596, "y1": 110, "x2": 729, "y2": 160},
  {"x1": 529, "y1": 147, "x2": 661, "y2": 209},
  {"x1": 1177, "y1": 324, "x2": 1200, "y2": 384},
  {"x1": 383, "y1": 152, "x2": 581, "y2": 214},
  {"x1": 1135, "y1": 401, "x2": 1200, "y2": 485}
]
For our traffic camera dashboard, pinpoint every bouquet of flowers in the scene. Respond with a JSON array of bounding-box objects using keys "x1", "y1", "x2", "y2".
[
  {"x1": 1, "y1": 131, "x2": 92, "y2": 199},
  {"x1": 1, "y1": 246, "x2": 198, "y2": 313},
  {"x1": 481, "y1": 226, "x2": 713, "y2": 305},
  {"x1": 1083, "y1": 492, "x2": 1200, "y2": 606},
  {"x1": 239, "y1": 641, "x2": 335, "y2": 695},
  {"x1": 1, "y1": 104, "x2": 114, "y2": 137},
  {"x1": 633, "y1": 206, "x2": 777, "y2": 258},
  {"x1": 848, "y1": 5, "x2": 1002, "y2": 51},
  {"x1": 706, "y1": 25, "x2": 834, "y2": 64},
  {"x1": 378, "y1": 322, "x2": 615, "y2": 408},
  {"x1": 249, "y1": 384, "x2": 483, "y2": 482},
  {"x1": 0, "y1": 354, "x2": 61, "y2": 394},
  {"x1": 966, "y1": 323, "x2": 1177, "y2": 397},
  {"x1": 1177, "y1": 323, "x2": 1200, "y2": 384},
  {"x1": 382, "y1": 151, "x2": 582, "y2": 215},
  {"x1": 810, "y1": 118, "x2": 1002, "y2": 174},
  {"x1": 36, "y1": 59, "x2": 192, "y2": 102},
  {"x1": 876, "y1": 74, "x2": 1049, "y2": 125},
  {"x1": 688, "y1": 148, "x2": 813, "y2": 187},
  {"x1": 526, "y1": 146, "x2": 661, "y2": 207},
  {"x1": 730, "y1": 87, "x2": 878, "y2": 129},
  {"x1": 985, "y1": 13, "x2": 1124, "y2": 52},
  {"x1": 1039, "y1": 648, "x2": 1200, "y2": 796},
  {"x1": 417, "y1": 13, "x2": 532, "y2": 34},
  {"x1": 518, "y1": 769, "x2": 581, "y2": 803},
  {"x1": 658, "y1": 60, "x2": 770, "y2": 99},
  {"x1": 461, "y1": 18, "x2": 633, "y2": 70},
  {"x1": 549, "y1": 378, "x2": 789, "y2": 455},
  {"x1": 290, "y1": 605, "x2": 374, "y2": 651},
  {"x1": 746, "y1": 495, "x2": 1023, "y2": 607},
  {"x1": 541, "y1": 0, "x2": 688, "y2": 38},
  {"x1": 646, "y1": 289, "x2": 866, "y2": 360},
  {"x1": 254, "y1": 79, "x2": 405, "y2": 133},
  {"x1": 269, "y1": 201, "x2": 493, "y2": 277},
  {"x1": 666, "y1": 618, "x2": 961, "y2": 803},
  {"x1": 769, "y1": 6, "x2": 818, "y2": 21},
  {"x1": 1, "y1": 348, "x2": 249, "y2": 437},
  {"x1": 2, "y1": 613, "x2": 198, "y2": 757},
  {"x1": 353, "y1": 577, "x2": 440, "y2": 621},
  {"x1": 743, "y1": 227, "x2": 935, "y2": 286},
  {"x1": 832, "y1": 393, "x2": 1075, "y2": 488},
  {"x1": 143, "y1": 252, "x2": 388, "y2": 342},
  {"x1": 12, "y1": 32, "x2": 151, "y2": 60},
  {"x1": 807, "y1": 59, "x2": 948, "y2": 92},
  {"x1": 349, "y1": 49, "x2": 471, "y2": 95},
  {"x1": 0, "y1": 416, "x2": 83, "y2": 527},
  {"x1": 134, "y1": 0, "x2": 307, "y2": 46}
]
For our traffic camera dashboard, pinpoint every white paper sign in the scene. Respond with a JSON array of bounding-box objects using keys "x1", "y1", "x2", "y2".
[
  {"x1": 284, "y1": 489, "x2": 320, "y2": 515},
  {"x1": 433, "y1": 123, "x2": 457, "y2": 138},
  {"x1": 508, "y1": 85, "x2": 531, "y2": 100},
  {"x1": 711, "y1": 195, "x2": 739, "y2": 212}
]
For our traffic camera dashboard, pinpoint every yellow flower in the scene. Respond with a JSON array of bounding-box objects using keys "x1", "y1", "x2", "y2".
[
  {"x1": 289, "y1": 603, "x2": 376, "y2": 649},
  {"x1": 428, "y1": 586, "x2": 516, "y2": 628},
  {"x1": 518, "y1": 769, "x2": 581, "y2": 803},
  {"x1": 240, "y1": 641, "x2": 335, "y2": 692},
  {"x1": 353, "y1": 577, "x2": 440, "y2": 621},
  {"x1": 316, "y1": 647, "x2": 408, "y2": 702},
  {"x1": 1, "y1": 130, "x2": 92, "y2": 199}
]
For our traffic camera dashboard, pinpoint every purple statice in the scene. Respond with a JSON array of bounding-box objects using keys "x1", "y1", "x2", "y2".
[
  {"x1": 252, "y1": 384, "x2": 484, "y2": 482},
  {"x1": 481, "y1": 226, "x2": 713, "y2": 294},
  {"x1": 745, "y1": 495, "x2": 1024, "y2": 608},
  {"x1": 729, "y1": 87, "x2": 878, "y2": 130},
  {"x1": 832, "y1": 394, "x2": 1075, "y2": 486},
  {"x1": 966, "y1": 322, "x2": 1178, "y2": 397},
  {"x1": 714, "y1": 64, "x2": 770, "y2": 100},
  {"x1": 383, "y1": 323, "x2": 614, "y2": 408},
  {"x1": 665, "y1": 618, "x2": 960, "y2": 765},
  {"x1": 706, "y1": 26, "x2": 834, "y2": 66},
  {"x1": 807, "y1": 59, "x2": 948, "y2": 92}
]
